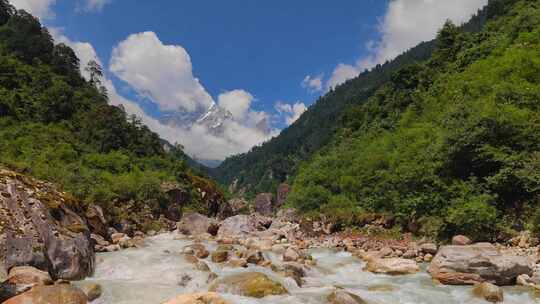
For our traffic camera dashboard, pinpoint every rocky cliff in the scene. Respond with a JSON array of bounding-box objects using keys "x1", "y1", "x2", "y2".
[{"x1": 0, "y1": 169, "x2": 94, "y2": 280}]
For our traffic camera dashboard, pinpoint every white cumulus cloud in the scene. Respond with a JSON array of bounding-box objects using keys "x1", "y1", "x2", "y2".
[
  {"x1": 9, "y1": 0, "x2": 56, "y2": 18},
  {"x1": 302, "y1": 74, "x2": 323, "y2": 92},
  {"x1": 275, "y1": 101, "x2": 307, "y2": 125},
  {"x1": 218, "y1": 89, "x2": 254, "y2": 122},
  {"x1": 110, "y1": 31, "x2": 214, "y2": 113},
  {"x1": 311, "y1": 0, "x2": 488, "y2": 91}
]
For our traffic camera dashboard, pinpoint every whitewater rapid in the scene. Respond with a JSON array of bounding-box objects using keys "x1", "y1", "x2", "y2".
[{"x1": 80, "y1": 234, "x2": 540, "y2": 304}]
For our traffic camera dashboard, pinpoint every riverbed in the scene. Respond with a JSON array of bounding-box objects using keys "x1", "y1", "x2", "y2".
[{"x1": 80, "y1": 234, "x2": 540, "y2": 304}]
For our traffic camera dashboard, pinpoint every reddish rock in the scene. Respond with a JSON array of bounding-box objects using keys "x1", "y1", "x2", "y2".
[
  {"x1": 254, "y1": 193, "x2": 274, "y2": 216},
  {"x1": 276, "y1": 183, "x2": 291, "y2": 208}
]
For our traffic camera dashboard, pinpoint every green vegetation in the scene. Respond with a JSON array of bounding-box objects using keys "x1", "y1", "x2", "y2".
[
  {"x1": 0, "y1": 1, "x2": 223, "y2": 229},
  {"x1": 287, "y1": 0, "x2": 540, "y2": 241}
]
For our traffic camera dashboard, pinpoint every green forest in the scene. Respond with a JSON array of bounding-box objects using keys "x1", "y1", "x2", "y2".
[
  {"x1": 286, "y1": 0, "x2": 540, "y2": 241},
  {"x1": 0, "y1": 1, "x2": 223, "y2": 230}
]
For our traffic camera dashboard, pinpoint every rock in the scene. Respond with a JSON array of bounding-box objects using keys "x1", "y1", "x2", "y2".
[
  {"x1": 402, "y1": 249, "x2": 417, "y2": 259},
  {"x1": 227, "y1": 258, "x2": 247, "y2": 268},
  {"x1": 183, "y1": 244, "x2": 210, "y2": 259},
  {"x1": 211, "y1": 250, "x2": 229, "y2": 263},
  {"x1": 0, "y1": 170, "x2": 94, "y2": 280},
  {"x1": 0, "y1": 266, "x2": 53, "y2": 302},
  {"x1": 177, "y1": 213, "x2": 220, "y2": 236},
  {"x1": 428, "y1": 243, "x2": 534, "y2": 285},
  {"x1": 282, "y1": 263, "x2": 306, "y2": 287},
  {"x1": 91, "y1": 234, "x2": 109, "y2": 247},
  {"x1": 419, "y1": 243, "x2": 438, "y2": 255},
  {"x1": 423, "y1": 253, "x2": 433, "y2": 263},
  {"x1": 111, "y1": 233, "x2": 126, "y2": 244},
  {"x1": 276, "y1": 184, "x2": 291, "y2": 209},
  {"x1": 516, "y1": 272, "x2": 540, "y2": 289},
  {"x1": 217, "y1": 214, "x2": 272, "y2": 239},
  {"x1": 472, "y1": 282, "x2": 504, "y2": 303},
  {"x1": 327, "y1": 289, "x2": 367, "y2": 304},
  {"x1": 283, "y1": 248, "x2": 301, "y2": 262},
  {"x1": 254, "y1": 193, "x2": 274, "y2": 216},
  {"x1": 3, "y1": 285, "x2": 87, "y2": 304},
  {"x1": 85, "y1": 205, "x2": 107, "y2": 237},
  {"x1": 365, "y1": 258, "x2": 420, "y2": 275},
  {"x1": 7, "y1": 266, "x2": 53, "y2": 286},
  {"x1": 104, "y1": 244, "x2": 121, "y2": 252},
  {"x1": 196, "y1": 261, "x2": 210, "y2": 272},
  {"x1": 245, "y1": 250, "x2": 264, "y2": 265},
  {"x1": 209, "y1": 272, "x2": 287, "y2": 298},
  {"x1": 79, "y1": 282, "x2": 102, "y2": 301},
  {"x1": 162, "y1": 292, "x2": 229, "y2": 304},
  {"x1": 451, "y1": 235, "x2": 472, "y2": 246}
]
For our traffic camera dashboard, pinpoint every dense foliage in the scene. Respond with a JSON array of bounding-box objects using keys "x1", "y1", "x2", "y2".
[
  {"x1": 287, "y1": 0, "x2": 540, "y2": 241},
  {"x1": 0, "y1": 1, "x2": 223, "y2": 229},
  {"x1": 213, "y1": 4, "x2": 493, "y2": 196}
]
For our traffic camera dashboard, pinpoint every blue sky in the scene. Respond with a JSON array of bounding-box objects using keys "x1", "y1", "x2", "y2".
[
  {"x1": 10, "y1": 0, "x2": 488, "y2": 161},
  {"x1": 47, "y1": 0, "x2": 386, "y2": 123}
]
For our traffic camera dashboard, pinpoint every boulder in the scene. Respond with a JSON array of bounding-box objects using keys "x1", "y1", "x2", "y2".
[
  {"x1": 419, "y1": 243, "x2": 438, "y2": 255},
  {"x1": 162, "y1": 292, "x2": 229, "y2": 304},
  {"x1": 217, "y1": 214, "x2": 272, "y2": 239},
  {"x1": 472, "y1": 282, "x2": 503, "y2": 303},
  {"x1": 209, "y1": 272, "x2": 287, "y2": 298},
  {"x1": 245, "y1": 250, "x2": 264, "y2": 265},
  {"x1": 254, "y1": 193, "x2": 274, "y2": 216},
  {"x1": 79, "y1": 282, "x2": 102, "y2": 301},
  {"x1": 276, "y1": 184, "x2": 291, "y2": 208},
  {"x1": 161, "y1": 182, "x2": 190, "y2": 222},
  {"x1": 327, "y1": 289, "x2": 367, "y2": 304},
  {"x1": 0, "y1": 266, "x2": 53, "y2": 302},
  {"x1": 211, "y1": 250, "x2": 229, "y2": 263},
  {"x1": 516, "y1": 272, "x2": 540, "y2": 289},
  {"x1": 365, "y1": 258, "x2": 420, "y2": 275},
  {"x1": 0, "y1": 170, "x2": 94, "y2": 280},
  {"x1": 177, "y1": 213, "x2": 220, "y2": 236},
  {"x1": 283, "y1": 248, "x2": 301, "y2": 262},
  {"x1": 428, "y1": 243, "x2": 534, "y2": 285},
  {"x1": 183, "y1": 244, "x2": 210, "y2": 259},
  {"x1": 3, "y1": 285, "x2": 87, "y2": 304},
  {"x1": 452, "y1": 235, "x2": 472, "y2": 246}
]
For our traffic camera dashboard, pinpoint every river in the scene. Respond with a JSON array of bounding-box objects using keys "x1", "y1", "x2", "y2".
[{"x1": 79, "y1": 233, "x2": 540, "y2": 304}]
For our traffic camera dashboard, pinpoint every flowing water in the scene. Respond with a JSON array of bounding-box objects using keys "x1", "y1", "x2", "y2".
[{"x1": 80, "y1": 234, "x2": 540, "y2": 304}]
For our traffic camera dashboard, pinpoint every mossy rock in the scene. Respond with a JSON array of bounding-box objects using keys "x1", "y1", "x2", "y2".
[{"x1": 209, "y1": 272, "x2": 287, "y2": 298}]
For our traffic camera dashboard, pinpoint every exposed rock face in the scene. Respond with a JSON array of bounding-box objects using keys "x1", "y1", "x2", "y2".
[
  {"x1": 85, "y1": 205, "x2": 107, "y2": 238},
  {"x1": 428, "y1": 243, "x2": 533, "y2": 285},
  {"x1": 254, "y1": 193, "x2": 274, "y2": 216},
  {"x1": 365, "y1": 258, "x2": 420, "y2": 275},
  {"x1": 0, "y1": 266, "x2": 53, "y2": 302},
  {"x1": 217, "y1": 214, "x2": 272, "y2": 239},
  {"x1": 161, "y1": 182, "x2": 190, "y2": 222},
  {"x1": 162, "y1": 292, "x2": 229, "y2": 304},
  {"x1": 472, "y1": 282, "x2": 504, "y2": 303},
  {"x1": 327, "y1": 289, "x2": 367, "y2": 304},
  {"x1": 0, "y1": 170, "x2": 94, "y2": 280},
  {"x1": 3, "y1": 285, "x2": 87, "y2": 304},
  {"x1": 209, "y1": 272, "x2": 287, "y2": 298},
  {"x1": 276, "y1": 183, "x2": 291, "y2": 208},
  {"x1": 177, "y1": 213, "x2": 220, "y2": 236},
  {"x1": 79, "y1": 282, "x2": 102, "y2": 301}
]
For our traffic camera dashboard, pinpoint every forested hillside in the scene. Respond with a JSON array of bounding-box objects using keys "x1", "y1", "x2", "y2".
[
  {"x1": 213, "y1": 5, "x2": 492, "y2": 196},
  {"x1": 287, "y1": 0, "x2": 540, "y2": 241},
  {"x1": 0, "y1": 1, "x2": 223, "y2": 230}
]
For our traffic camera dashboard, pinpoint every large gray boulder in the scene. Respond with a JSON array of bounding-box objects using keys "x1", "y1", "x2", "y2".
[
  {"x1": 217, "y1": 214, "x2": 272, "y2": 239},
  {"x1": 176, "y1": 213, "x2": 219, "y2": 236},
  {"x1": 428, "y1": 243, "x2": 534, "y2": 285},
  {"x1": 0, "y1": 170, "x2": 94, "y2": 281}
]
